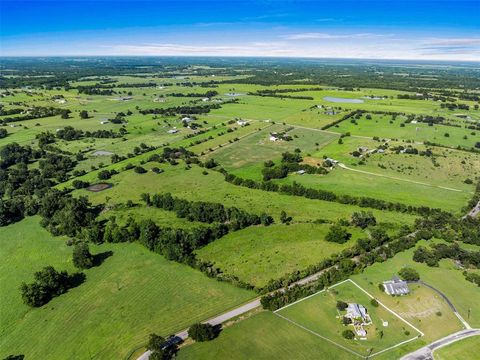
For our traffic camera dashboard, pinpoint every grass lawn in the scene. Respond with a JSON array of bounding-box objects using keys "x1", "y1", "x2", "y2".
[
  {"x1": 276, "y1": 280, "x2": 422, "y2": 357},
  {"x1": 195, "y1": 223, "x2": 365, "y2": 288},
  {"x1": 433, "y1": 335, "x2": 480, "y2": 360},
  {"x1": 0, "y1": 217, "x2": 254, "y2": 360},
  {"x1": 177, "y1": 311, "x2": 357, "y2": 360}
]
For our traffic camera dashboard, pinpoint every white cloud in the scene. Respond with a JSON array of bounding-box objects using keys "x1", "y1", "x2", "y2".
[{"x1": 282, "y1": 32, "x2": 393, "y2": 40}]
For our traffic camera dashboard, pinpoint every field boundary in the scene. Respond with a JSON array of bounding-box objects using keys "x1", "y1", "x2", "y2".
[{"x1": 274, "y1": 279, "x2": 423, "y2": 359}]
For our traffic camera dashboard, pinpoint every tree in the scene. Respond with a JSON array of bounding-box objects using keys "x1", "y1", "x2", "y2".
[
  {"x1": 398, "y1": 267, "x2": 420, "y2": 281},
  {"x1": 342, "y1": 329, "x2": 355, "y2": 339},
  {"x1": 351, "y1": 211, "x2": 376, "y2": 229},
  {"x1": 188, "y1": 323, "x2": 216, "y2": 342},
  {"x1": 72, "y1": 242, "x2": 94, "y2": 269},
  {"x1": 146, "y1": 333, "x2": 175, "y2": 360},
  {"x1": 79, "y1": 110, "x2": 89, "y2": 119},
  {"x1": 325, "y1": 224, "x2": 351, "y2": 244}
]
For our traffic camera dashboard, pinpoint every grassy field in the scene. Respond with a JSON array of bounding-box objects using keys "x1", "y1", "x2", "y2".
[
  {"x1": 195, "y1": 223, "x2": 365, "y2": 288},
  {"x1": 433, "y1": 335, "x2": 480, "y2": 360},
  {"x1": 330, "y1": 113, "x2": 478, "y2": 149},
  {"x1": 276, "y1": 280, "x2": 421, "y2": 357},
  {"x1": 0, "y1": 217, "x2": 254, "y2": 360},
  {"x1": 177, "y1": 311, "x2": 358, "y2": 360}
]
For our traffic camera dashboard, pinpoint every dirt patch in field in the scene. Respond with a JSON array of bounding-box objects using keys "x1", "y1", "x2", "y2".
[{"x1": 87, "y1": 183, "x2": 113, "y2": 192}]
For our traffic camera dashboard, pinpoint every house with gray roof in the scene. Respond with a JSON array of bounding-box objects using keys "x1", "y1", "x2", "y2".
[{"x1": 383, "y1": 275, "x2": 410, "y2": 296}]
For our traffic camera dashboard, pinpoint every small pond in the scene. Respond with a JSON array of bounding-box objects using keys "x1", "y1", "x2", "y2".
[{"x1": 323, "y1": 96, "x2": 364, "y2": 103}]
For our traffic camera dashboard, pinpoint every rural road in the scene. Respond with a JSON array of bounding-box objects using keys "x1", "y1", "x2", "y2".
[
  {"x1": 400, "y1": 329, "x2": 480, "y2": 360},
  {"x1": 464, "y1": 199, "x2": 480, "y2": 219}
]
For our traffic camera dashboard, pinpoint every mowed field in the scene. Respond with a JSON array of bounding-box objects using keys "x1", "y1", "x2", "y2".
[
  {"x1": 433, "y1": 335, "x2": 480, "y2": 360},
  {"x1": 177, "y1": 311, "x2": 358, "y2": 360},
  {"x1": 0, "y1": 217, "x2": 254, "y2": 360}
]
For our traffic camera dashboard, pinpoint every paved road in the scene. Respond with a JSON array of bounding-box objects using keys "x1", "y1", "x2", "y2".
[
  {"x1": 400, "y1": 329, "x2": 480, "y2": 360},
  {"x1": 464, "y1": 199, "x2": 480, "y2": 219}
]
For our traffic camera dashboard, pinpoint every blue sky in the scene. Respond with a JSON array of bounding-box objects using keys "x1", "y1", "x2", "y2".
[{"x1": 1, "y1": 0, "x2": 479, "y2": 60}]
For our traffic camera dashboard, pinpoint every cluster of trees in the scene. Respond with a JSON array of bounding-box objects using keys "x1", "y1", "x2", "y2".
[
  {"x1": 148, "y1": 147, "x2": 197, "y2": 165},
  {"x1": 413, "y1": 243, "x2": 480, "y2": 268},
  {"x1": 464, "y1": 272, "x2": 480, "y2": 287},
  {"x1": 20, "y1": 266, "x2": 84, "y2": 307},
  {"x1": 261, "y1": 151, "x2": 327, "y2": 181},
  {"x1": 139, "y1": 104, "x2": 221, "y2": 116},
  {"x1": 141, "y1": 192, "x2": 273, "y2": 229},
  {"x1": 0, "y1": 106, "x2": 68, "y2": 125},
  {"x1": 77, "y1": 86, "x2": 115, "y2": 95},
  {"x1": 166, "y1": 90, "x2": 218, "y2": 98},
  {"x1": 56, "y1": 126, "x2": 125, "y2": 141},
  {"x1": 223, "y1": 171, "x2": 442, "y2": 217},
  {"x1": 0, "y1": 106, "x2": 23, "y2": 116},
  {"x1": 440, "y1": 102, "x2": 470, "y2": 111}
]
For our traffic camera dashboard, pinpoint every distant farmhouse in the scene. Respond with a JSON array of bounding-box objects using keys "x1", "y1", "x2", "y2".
[{"x1": 382, "y1": 275, "x2": 410, "y2": 296}]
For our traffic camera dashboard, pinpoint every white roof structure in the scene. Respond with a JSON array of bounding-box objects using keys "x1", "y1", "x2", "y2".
[
  {"x1": 383, "y1": 275, "x2": 410, "y2": 296},
  {"x1": 347, "y1": 303, "x2": 368, "y2": 321}
]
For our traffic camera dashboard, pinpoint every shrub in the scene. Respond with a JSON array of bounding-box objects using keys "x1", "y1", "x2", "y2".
[
  {"x1": 370, "y1": 298, "x2": 379, "y2": 307},
  {"x1": 134, "y1": 166, "x2": 147, "y2": 174},
  {"x1": 336, "y1": 300, "x2": 348, "y2": 311},
  {"x1": 342, "y1": 329, "x2": 355, "y2": 339}
]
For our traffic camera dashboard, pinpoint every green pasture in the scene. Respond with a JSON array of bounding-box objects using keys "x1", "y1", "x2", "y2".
[
  {"x1": 0, "y1": 217, "x2": 254, "y2": 360},
  {"x1": 196, "y1": 223, "x2": 364, "y2": 288}
]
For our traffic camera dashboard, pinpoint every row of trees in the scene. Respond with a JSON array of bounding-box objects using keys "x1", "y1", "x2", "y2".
[
  {"x1": 413, "y1": 243, "x2": 480, "y2": 268},
  {"x1": 223, "y1": 170, "x2": 443, "y2": 217},
  {"x1": 141, "y1": 192, "x2": 273, "y2": 229}
]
